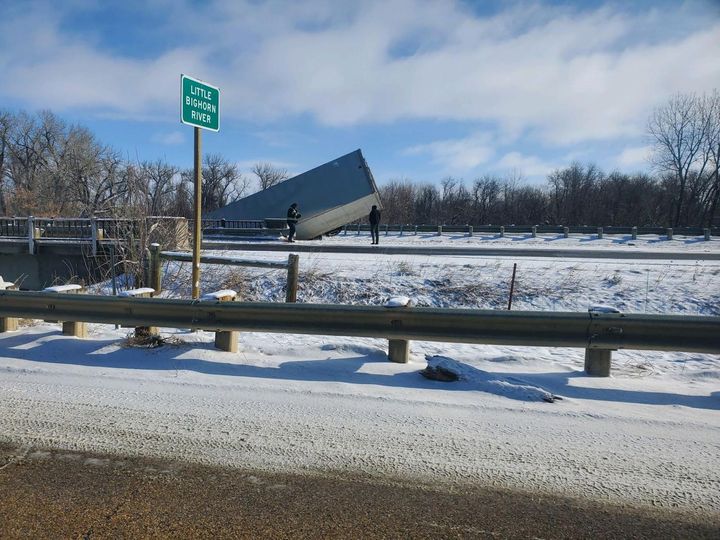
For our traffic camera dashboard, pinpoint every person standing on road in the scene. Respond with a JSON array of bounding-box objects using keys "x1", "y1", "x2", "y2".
[
  {"x1": 369, "y1": 205, "x2": 381, "y2": 245},
  {"x1": 287, "y1": 203, "x2": 301, "y2": 243}
]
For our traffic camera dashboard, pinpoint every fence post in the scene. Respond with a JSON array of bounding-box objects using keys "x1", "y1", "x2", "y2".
[
  {"x1": 27, "y1": 215, "x2": 35, "y2": 255},
  {"x1": 385, "y1": 223, "x2": 389, "y2": 236},
  {"x1": 388, "y1": 339, "x2": 410, "y2": 363},
  {"x1": 414, "y1": 225, "x2": 418, "y2": 235},
  {"x1": 437, "y1": 225, "x2": 442, "y2": 236},
  {"x1": 597, "y1": 227, "x2": 603, "y2": 239},
  {"x1": 666, "y1": 228, "x2": 673, "y2": 240},
  {"x1": 468, "y1": 225, "x2": 473, "y2": 237},
  {"x1": 499, "y1": 226, "x2": 505, "y2": 238},
  {"x1": 705, "y1": 228, "x2": 711, "y2": 241},
  {"x1": 631, "y1": 226, "x2": 637, "y2": 240},
  {"x1": 531, "y1": 225, "x2": 537, "y2": 238},
  {"x1": 286, "y1": 253, "x2": 299, "y2": 303},
  {"x1": 584, "y1": 349, "x2": 612, "y2": 377},
  {"x1": 399, "y1": 224, "x2": 404, "y2": 237},
  {"x1": 357, "y1": 223, "x2": 361, "y2": 236},
  {"x1": 149, "y1": 243, "x2": 162, "y2": 294},
  {"x1": 563, "y1": 226, "x2": 569, "y2": 238},
  {"x1": 343, "y1": 225, "x2": 347, "y2": 236}
]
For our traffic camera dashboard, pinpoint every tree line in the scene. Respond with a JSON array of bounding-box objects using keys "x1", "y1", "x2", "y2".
[
  {"x1": 0, "y1": 110, "x2": 289, "y2": 219},
  {"x1": 1, "y1": 90, "x2": 717, "y2": 226}
]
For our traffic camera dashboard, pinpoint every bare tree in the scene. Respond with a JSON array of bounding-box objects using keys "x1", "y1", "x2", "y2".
[
  {"x1": 252, "y1": 161, "x2": 289, "y2": 191},
  {"x1": 648, "y1": 93, "x2": 713, "y2": 226},
  {"x1": 201, "y1": 153, "x2": 248, "y2": 211}
]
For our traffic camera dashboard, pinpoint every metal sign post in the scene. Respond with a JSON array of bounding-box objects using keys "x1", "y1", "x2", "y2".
[{"x1": 181, "y1": 74, "x2": 220, "y2": 299}]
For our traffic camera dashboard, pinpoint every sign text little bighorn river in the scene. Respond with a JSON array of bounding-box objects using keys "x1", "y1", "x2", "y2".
[{"x1": 181, "y1": 75, "x2": 219, "y2": 131}]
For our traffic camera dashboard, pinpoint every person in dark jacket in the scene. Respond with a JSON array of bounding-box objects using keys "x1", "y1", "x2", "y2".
[
  {"x1": 286, "y1": 203, "x2": 301, "y2": 242},
  {"x1": 369, "y1": 205, "x2": 381, "y2": 245}
]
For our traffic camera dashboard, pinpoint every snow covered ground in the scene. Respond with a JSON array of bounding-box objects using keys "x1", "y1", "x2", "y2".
[{"x1": 1, "y1": 234, "x2": 718, "y2": 517}]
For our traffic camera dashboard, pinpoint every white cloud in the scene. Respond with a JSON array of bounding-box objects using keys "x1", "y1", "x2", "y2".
[
  {"x1": 616, "y1": 145, "x2": 653, "y2": 167},
  {"x1": 495, "y1": 152, "x2": 556, "y2": 178},
  {"x1": 404, "y1": 133, "x2": 494, "y2": 170},
  {"x1": 151, "y1": 131, "x2": 185, "y2": 145},
  {"x1": 1, "y1": 1, "x2": 718, "y2": 149}
]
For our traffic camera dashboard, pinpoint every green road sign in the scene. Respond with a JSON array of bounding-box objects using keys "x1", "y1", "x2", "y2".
[{"x1": 181, "y1": 74, "x2": 219, "y2": 131}]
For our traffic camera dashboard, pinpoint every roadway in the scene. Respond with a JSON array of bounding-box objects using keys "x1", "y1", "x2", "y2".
[
  {"x1": 2, "y1": 443, "x2": 717, "y2": 539},
  {"x1": 203, "y1": 240, "x2": 720, "y2": 260}
]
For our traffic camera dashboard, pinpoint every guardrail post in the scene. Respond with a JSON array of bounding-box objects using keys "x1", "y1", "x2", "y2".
[
  {"x1": 531, "y1": 225, "x2": 537, "y2": 238},
  {"x1": 119, "y1": 288, "x2": 158, "y2": 337},
  {"x1": 704, "y1": 228, "x2": 711, "y2": 241},
  {"x1": 385, "y1": 223, "x2": 389, "y2": 236},
  {"x1": 388, "y1": 339, "x2": 410, "y2": 363},
  {"x1": 437, "y1": 225, "x2": 442, "y2": 236},
  {"x1": 499, "y1": 226, "x2": 504, "y2": 238},
  {"x1": 286, "y1": 254, "x2": 299, "y2": 303},
  {"x1": 597, "y1": 227, "x2": 603, "y2": 239},
  {"x1": 563, "y1": 226, "x2": 569, "y2": 238},
  {"x1": 666, "y1": 228, "x2": 673, "y2": 240},
  {"x1": 357, "y1": 223, "x2": 361, "y2": 236},
  {"x1": 631, "y1": 226, "x2": 637, "y2": 240},
  {"x1": 200, "y1": 291, "x2": 239, "y2": 353},
  {"x1": 343, "y1": 225, "x2": 347, "y2": 235},
  {"x1": 149, "y1": 243, "x2": 162, "y2": 294},
  {"x1": 414, "y1": 225, "x2": 418, "y2": 235},
  {"x1": 584, "y1": 348, "x2": 612, "y2": 377},
  {"x1": 0, "y1": 278, "x2": 18, "y2": 331},
  {"x1": 468, "y1": 225, "x2": 473, "y2": 237},
  {"x1": 43, "y1": 285, "x2": 87, "y2": 338},
  {"x1": 0, "y1": 316, "x2": 18, "y2": 332},
  {"x1": 399, "y1": 224, "x2": 404, "y2": 237}
]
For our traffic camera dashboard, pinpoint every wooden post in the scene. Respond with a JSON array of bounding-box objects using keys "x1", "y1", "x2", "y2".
[
  {"x1": 414, "y1": 225, "x2": 418, "y2": 235},
  {"x1": 597, "y1": 227, "x2": 603, "y2": 239},
  {"x1": 531, "y1": 225, "x2": 537, "y2": 238},
  {"x1": 0, "y1": 278, "x2": 18, "y2": 331},
  {"x1": 499, "y1": 226, "x2": 504, "y2": 238},
  {"x1": 704, "y1": 228, "x2": 711, "y2": 241},
  {"x1": 563, "y1": 226, "x2": 569, "y2": 238},
  {"x1": 468, "y1": 225, "x2": 473, "y2": 237},
  {"x1": 437, "y1": 225, "x2": 442, "y2": 236},
  {"x1": 286, "y1": 253, "x2": 299, "y2": 303},
  {"x1": 192, "y1": 126, "x2": 202, "y2": 299},
  {"x1": 118, "y1": 288, "x2": 158, "y2": 337},
  {"x1": 388, "y1": 339, "x2": 410, "y2": 363},
  {"x1": 43, "y1": 285, "x2": 87, "y2": 338},
  {"x1": 584, "y1": 349, "x2": 612, "y2": 377},
  {"x1": 666, "y1": 228, "x2": 673, "y2": 240},
  {"x1": 149, "y1": 243, "x2": 162, "y2": 294},
  {"x1": 357, "y1": 223, "x2": 361, "y2": 236},
  {"x1": 201, "y1": 291, "x2": 238, "y2": 353},
  {"x1": 399, "y1": 224, "x2": 404, "y2": 237},
  {"x1": 631, "y1": 226, "x2": 637, "y2": 240}
]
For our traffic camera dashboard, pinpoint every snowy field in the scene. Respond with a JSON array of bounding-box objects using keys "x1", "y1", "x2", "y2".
[{"x1": 1, "y1": 234, "x2": 719, "y2": 518}]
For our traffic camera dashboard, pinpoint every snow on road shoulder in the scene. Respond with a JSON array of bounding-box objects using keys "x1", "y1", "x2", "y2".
[{"x1": 0, "y1": 322, "x2": 718, "y2": 516}]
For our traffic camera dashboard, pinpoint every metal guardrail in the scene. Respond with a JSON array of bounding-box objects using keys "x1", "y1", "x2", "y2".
[{"x1": 1, "y1": 290, "x2": 718, "y2": 376}]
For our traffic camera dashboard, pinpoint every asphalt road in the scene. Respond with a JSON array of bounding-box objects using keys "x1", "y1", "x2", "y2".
[
  {"x1": 203, "y1": 240, "x2": 720, "y2": 260},
  {"x1": 1, "y1": 443, "x2": 717, "y2": 539}
]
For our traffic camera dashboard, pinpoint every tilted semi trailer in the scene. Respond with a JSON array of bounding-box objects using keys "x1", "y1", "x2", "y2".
[{"x1": 206, "y1": 149, "x2": 382, "y2": 240}]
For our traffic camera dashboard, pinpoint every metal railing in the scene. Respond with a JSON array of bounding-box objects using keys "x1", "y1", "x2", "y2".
[
  {"x1": 150, "y1": 246, "x2": 300, "y2": 302},
  {"x1": 1, "y1": 290, "x2": 717, "y2": 376}
]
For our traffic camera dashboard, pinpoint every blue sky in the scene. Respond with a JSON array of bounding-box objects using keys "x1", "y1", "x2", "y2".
[{"x1": 1, "y1": 0, "x2": 718, "y2": 187}]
